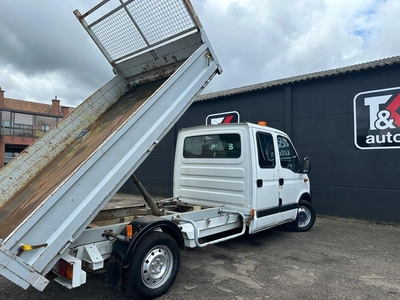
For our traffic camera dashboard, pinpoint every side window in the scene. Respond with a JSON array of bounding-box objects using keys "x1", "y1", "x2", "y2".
[
  {"x1": 256, "y1": 132, "x2": 275, "y2": 168},
  {"x1": 277, "y1": 136, "x2": 300, "y2": 172}
]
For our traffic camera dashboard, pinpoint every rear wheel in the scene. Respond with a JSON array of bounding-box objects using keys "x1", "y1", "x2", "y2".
[
  {"x1": 123, "y1": 231, "x2": 180, "y2": 299},
  {"x1": 287, "y1": 200, "x2": 316, "y2": 232}
]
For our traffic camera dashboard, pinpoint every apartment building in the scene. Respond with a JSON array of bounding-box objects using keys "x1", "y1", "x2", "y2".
[{"x1": 0, "y1": 87, "x2": 72, "y2": 166}]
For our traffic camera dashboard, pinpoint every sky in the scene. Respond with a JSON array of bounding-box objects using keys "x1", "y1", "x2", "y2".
[{"x1": 0, "y1": 0, "x2": 400, "y2": 107}]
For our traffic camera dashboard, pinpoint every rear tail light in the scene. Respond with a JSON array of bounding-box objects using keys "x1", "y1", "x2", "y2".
[{"x1": 58, "y1": 259, "x2": 73, "y2": 280}]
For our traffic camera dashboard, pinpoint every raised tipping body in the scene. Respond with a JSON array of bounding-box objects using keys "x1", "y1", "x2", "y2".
[
  {"x1": 0, "y1": 0, "x2": 221, "y2": 292},
  {"x1": 0, "y1": 81, "x2": 163, "y2": 239}
]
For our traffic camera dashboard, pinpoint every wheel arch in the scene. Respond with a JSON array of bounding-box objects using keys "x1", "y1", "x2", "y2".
[
  {"x1": 106, "y1": 215, "x2": 184, "y2": 291},
  {"x1": 299, "y1": 192, "x2": 312, "y2": 203},
  {"x1": 122, "y1": 215, "x2": 184, "y2": 266}
]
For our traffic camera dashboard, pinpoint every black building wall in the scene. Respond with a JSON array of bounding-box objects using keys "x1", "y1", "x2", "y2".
[
  {"x1": 291, "y1": 65, "x2": 400, "y2": 223},
  {"x1": 121, "y1": 64, "x2": 400, "y2": 223}
]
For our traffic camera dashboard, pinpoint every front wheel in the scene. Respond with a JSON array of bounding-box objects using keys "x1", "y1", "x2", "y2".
[
  {"x1": 287, "y1": 200, "x2": 316, "y2": 232},
  {"x1": 123, "y1": 231, "x2": 180, "y2": 299}
]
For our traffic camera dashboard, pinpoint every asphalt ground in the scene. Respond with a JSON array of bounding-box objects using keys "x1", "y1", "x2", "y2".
[{"x1": 1, "y1": 214, "x2": 399, "y2": 299}]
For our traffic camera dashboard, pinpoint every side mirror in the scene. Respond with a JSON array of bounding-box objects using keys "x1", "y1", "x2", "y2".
[{"x1": 301, "y1": 157, "x2": 311, "y2": 174}]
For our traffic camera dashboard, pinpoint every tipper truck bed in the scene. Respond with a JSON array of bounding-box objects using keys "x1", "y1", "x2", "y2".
[
  {"x1": 0, "y1": 1, "x2": 221, "y2": 298},
  {"x1": 0, "y1": 1, "x2": 316, "y2": 299}
]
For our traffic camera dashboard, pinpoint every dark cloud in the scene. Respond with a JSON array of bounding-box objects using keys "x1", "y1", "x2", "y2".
[{"x1": 0, "y1": 0, "x2": 399, "y2": 106}]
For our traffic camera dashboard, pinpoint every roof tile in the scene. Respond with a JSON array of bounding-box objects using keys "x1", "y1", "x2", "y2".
[{"x1": 3, "y1": 98, "x2": 56, "y2": 115}]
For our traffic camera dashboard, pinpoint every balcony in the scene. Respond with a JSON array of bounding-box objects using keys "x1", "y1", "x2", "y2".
[{"x1": 1, "y1": 110, "x2": 57, "y2": 138}]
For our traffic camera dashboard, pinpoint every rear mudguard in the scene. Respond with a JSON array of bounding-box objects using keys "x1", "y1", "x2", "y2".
[{"x1": 106, "y1": 215, "x2": 184, "y2": 290}]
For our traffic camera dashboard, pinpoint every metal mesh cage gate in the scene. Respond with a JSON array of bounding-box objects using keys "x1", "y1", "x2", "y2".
[{"x1": 87, "y1": 0, "x2": 196, "y2": 62}]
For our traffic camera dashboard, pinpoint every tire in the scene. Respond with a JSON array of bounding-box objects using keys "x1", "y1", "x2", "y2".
[
  {"x1": 123, "y1": 231, "x2": 180, "y2": 299},
  {"x1": 287, "y1": 200, "x2": 316, "y2": 232}
]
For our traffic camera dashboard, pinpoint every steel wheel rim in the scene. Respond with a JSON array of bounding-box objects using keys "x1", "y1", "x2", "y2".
[
  {"x1": 297, "y1": 206, "x2": 312, "y2": 228},
  {"x1": 141, "y1": 245, "x2": 173, "y2": 289}
]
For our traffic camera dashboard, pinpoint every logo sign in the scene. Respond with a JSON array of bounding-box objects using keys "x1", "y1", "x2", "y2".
[
  {"x1": 206, "y1": 111, "x2": 240, "y2": 125},
  {"x1": 354, "y1": 87, "x2": 400, "y2": 149}
]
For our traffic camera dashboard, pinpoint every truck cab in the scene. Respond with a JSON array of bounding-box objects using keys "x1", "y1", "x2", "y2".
[{"x1": 174, "y1": 122, "x2": 314, "y2": 233}]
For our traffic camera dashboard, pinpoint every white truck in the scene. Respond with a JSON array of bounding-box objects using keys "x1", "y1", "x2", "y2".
[{"x1": 0, "y1": 1, "x2": 315, "y2": 299}]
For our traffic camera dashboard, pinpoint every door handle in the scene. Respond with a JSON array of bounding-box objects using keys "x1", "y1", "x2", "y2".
[
  {"x1": 257, "y1": 179, "x2": 263, "y2": 187},
  {"x1": 279, "y1": 178, "x2": 284, "y2": 186}
]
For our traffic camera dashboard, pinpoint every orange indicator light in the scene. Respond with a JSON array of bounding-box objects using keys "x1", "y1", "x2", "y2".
[{"x1": 126, "y1": 225, "x2": 133, "y2": 238}]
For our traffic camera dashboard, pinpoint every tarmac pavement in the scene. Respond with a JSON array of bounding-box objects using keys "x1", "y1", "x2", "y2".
[{"x1": 1, "y1": 215, "x2": 399, "y2": 299}]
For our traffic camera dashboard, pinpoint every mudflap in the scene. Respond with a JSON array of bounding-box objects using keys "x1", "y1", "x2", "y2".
[{"x1": 106, "y1": 237, "x2": 129, "y2": 290}]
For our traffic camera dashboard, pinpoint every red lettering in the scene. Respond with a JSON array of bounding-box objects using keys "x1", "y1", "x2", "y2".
[{"x1": 387, "y1": 94, "x2": 400, "y2": 127}]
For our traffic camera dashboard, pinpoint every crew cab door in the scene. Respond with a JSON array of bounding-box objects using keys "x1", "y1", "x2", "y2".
[
  {"x1": 276, "y1": 135, "x2": 303, "y2": 222},
  {"x1": 249, "y1": 130, "x2": 281, "y2": 233}
]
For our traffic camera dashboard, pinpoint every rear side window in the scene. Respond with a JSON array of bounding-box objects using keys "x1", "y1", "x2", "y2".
[
  {"x1": 256, "y1": 132, "x2": 275, "y2": 168},
  {"x1": 183, "y1": 134, "x2": 241, "y2": 158}
]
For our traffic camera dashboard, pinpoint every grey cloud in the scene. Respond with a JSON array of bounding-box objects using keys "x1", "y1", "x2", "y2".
[
  {"x1": 0, "y1": 0, "x2": 400, "y2": 106},
  {"x1": 0, "y1": 0, "x2": 112, "y2": 105}
]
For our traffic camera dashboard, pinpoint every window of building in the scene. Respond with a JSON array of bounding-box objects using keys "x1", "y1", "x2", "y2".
[
  {"x1": 183, "y1": 134, "x2": 241, "y2": 158},
  {"x1": 277, "y1": 136, "x2": 300, "y2": 172},
  {"x1": 13, "y1": 123, "x2": 34, "y2": 137},
  {"x1": 0, "y1": 111, "x2": 60, "y2": 137},
  {"x1": 4, "y1": 144, "x2": 27, "y2": 165},
  {"x1": 1, "y1": 111, "x2": 11, "y2": 135},
  {"x1": 256, "y1": 132, "x2": 275, "y2": 168},
  {"x1": 41, "y1": 124, "x2": 50, "y2": 132},
  {"x1": 14, "y1": 113, "x2": 33, "y2": 125},
  {"x1": 13, "y1": 113, "x2": 33, "y2": 136},
  {"x1": 36, "y1": 116, "x2": 57, "y2": 130}
]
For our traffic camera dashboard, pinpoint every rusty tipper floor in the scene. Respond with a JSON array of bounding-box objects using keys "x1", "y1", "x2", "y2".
[{"x1": 0, "y1": 81, "x2": 164, "y2": 239}]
